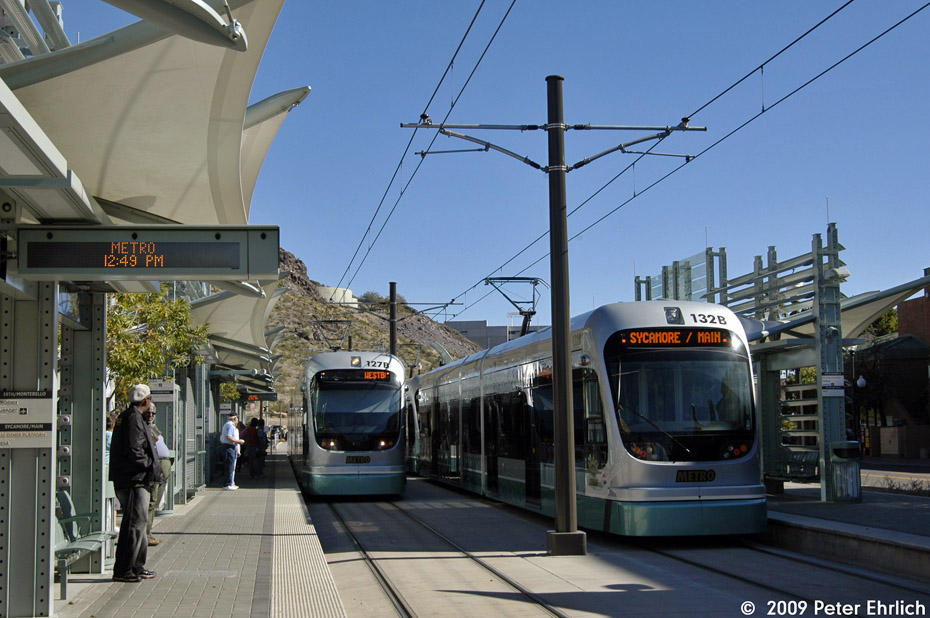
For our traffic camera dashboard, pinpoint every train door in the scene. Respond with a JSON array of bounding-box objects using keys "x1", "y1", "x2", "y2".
[
  {"x1": 484, "y1": 394, "x2": 500, "y2": 496},
  {"x1": 576, "y1": 367, "x2": 608, "y2": 491},
  {"x1": 430, "y1": 399, "x2": 440, "y2": 477},
  {"x1": 449, "y1": 389, "x2": 462, "y2": 483},
  {"x1": 302, "y1": 393, "x2": 310, "y2": 462},
  {"x1": 524, "y1": 396, "x2": 541, "y2": 508},
  {"x1": 405, "y1": 391, "x2": 419, "y2": 473}
]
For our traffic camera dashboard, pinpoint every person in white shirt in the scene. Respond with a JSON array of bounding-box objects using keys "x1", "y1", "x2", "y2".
[
  {"x1": 145, "y1": 403, "x2": 172, "y2": 545},
  {"x1": 221, "y1": 412, "x2": 245, "y2": 489}
]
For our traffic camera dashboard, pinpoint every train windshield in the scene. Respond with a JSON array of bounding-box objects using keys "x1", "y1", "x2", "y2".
[
  {"x1": 605, "y1": 329, "x2": 755, "y2": 462},
  {"x1": 309, "y1": 369, "x2": 402, "y2": 452}
]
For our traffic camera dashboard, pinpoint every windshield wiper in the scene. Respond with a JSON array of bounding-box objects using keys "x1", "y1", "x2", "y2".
[
  {"x1": 691, "y1": 403, "x2": 705, "y2": 430},
  {"x1": 618, "y1": 402, "x2": 692, "y2": 456}
]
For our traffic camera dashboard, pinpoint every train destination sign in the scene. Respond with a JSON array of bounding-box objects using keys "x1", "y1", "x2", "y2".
[
  {"x1": 319, "y1": 369, "x2": 396, "y2": 383},
  {"x1": 363, "y1": 370, "x2": 391, "y2": 381},
  {"x1": 620, "y1": 327, "x2": 732, "y2": 348},
  {"x1": 16, "y1": 225, "x2": 279, "y2": 281}
]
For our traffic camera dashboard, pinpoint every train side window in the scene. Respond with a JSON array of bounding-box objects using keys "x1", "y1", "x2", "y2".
[
  {"x1": 499, "y1": 391, "x2": 526, "y2": 460},
  {"x1": 531, "y1": 382, "x2": 554, "y2": 446},
  {"x1": 575, "y1": 368, "x2": 607, "y2": 469},
  {"x1": 464, "y1": 396, "x2": 481, "y2": 456}
]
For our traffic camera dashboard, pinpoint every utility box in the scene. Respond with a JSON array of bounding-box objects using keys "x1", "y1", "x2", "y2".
[
  {"x1": 829, "y1": 440, "x2": 861, "y2": 502},
  {"x1": 150, "y1": 380, "x2": 181, "y2": 514}
]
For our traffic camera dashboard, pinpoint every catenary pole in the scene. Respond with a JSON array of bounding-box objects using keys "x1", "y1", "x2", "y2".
[
  {"x1": 401, "y1": 75, "x2": 703, "y2": 555},
  {"x1": 545, "y1": 75, "x2": 586, "y2": 555},
  {"x1": 390, "y1": 281, "x2": 398, "y2": 356}
]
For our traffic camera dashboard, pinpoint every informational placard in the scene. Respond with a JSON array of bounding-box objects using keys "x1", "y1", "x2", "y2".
[
  {"x1": 822, "y1": 373, "x2": 846, "y2": 398},
  {"x1": 149, "y1": 380, "x2": 177, "y2": 403},
  {"x1": 16, "y1": 225, "x2": 279, "y2": 281},
  {"x1": 0, "y1": 391, "x2": 54, "y2": 448}
]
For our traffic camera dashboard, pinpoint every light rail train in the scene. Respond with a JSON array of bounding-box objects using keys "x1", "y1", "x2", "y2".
[
  {"x1": 289, "y1": 351, "x2": 406, "y2": 495},
  {"x1": 405, "y1": 301, "x2": 766, "y2": 536}
]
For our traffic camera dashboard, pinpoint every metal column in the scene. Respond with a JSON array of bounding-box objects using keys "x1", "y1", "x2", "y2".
[
  {"x1": 58, "y1": 291, "x2": 110, "y2": 571},
  {"x1": 814, "y1": 223, "x2": 846, "y2": 501},
  {"x1": 0, "y1": 282, "x2": 58, "y2": 617},
  {"x1": 545, "y1": 75, "x2": 586, "y2": 556}
]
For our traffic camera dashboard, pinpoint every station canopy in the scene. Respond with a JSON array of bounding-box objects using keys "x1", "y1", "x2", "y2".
[
  {"x1": 0, "y1": 0, "x2": 307, "y2": 376},
  {"x1": 741, "y1": 273, "x2": 930, "y2": 344}
]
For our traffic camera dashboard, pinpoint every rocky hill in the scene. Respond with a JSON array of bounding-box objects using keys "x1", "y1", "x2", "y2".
[{"x1": 266, "y1": 249, "x2": 482, "y2": 407}]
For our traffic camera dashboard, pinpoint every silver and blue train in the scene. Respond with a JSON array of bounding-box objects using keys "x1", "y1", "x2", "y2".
[
  {"x1": 405, "y1": 301, "x2": 766, "y2": 536},
  {"x1": 288, "y1": 351, "x2": 406, "y2": 496}
]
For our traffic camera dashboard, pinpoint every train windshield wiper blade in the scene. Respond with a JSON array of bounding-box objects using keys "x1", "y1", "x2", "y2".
[{"x1": 617, "y1": 402, "x2": 691, "y2": 455}]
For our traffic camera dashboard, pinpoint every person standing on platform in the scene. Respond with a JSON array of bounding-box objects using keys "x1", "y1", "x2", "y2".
[
  {"x1": 256, "y1": 418, "x2": 269, "y2": 478},
  {"x1": 243, "y1": 417, "x2": 259, "y2": 479},
  {"x1": 145, "y1": 403, "x2": 172, "y2": 546},
  {"x1": 222, "y1": 412, "x2": 245, "y2": 490},
  {"x1": 109, "y1": 384, "x2": 164, "y2": 583}
]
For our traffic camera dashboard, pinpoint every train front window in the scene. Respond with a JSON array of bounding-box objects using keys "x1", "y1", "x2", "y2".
[
  {"x1": 309, "y1": 370, "x2": 402, "y2": 452},
  {"x1": 605, "y1": 330, "x2": 755, "y2": 462}
]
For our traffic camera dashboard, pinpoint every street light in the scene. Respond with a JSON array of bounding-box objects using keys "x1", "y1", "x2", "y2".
[{"x1": 855, "y1": 375, "x2": 866, "y2": 449}]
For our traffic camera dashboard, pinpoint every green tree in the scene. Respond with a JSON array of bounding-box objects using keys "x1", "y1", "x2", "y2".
[
  {"x1": 219, "y1": 381, "x2": 240, "y2": 402},
  {"x1": 864, "y1": 308, "x2": 898, "y2": 339},
  {"x1": 107, "y1": 292, "x2": 209, "y2": 410},
  {"x1": 359, "y1": 290, "x2": 385, "y2": 304}
]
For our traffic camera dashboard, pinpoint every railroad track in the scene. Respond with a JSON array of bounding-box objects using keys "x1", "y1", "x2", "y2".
[
  {"x1": 626, "y1": 537, "x2": 930, "y2": 618},
  {"x1": 327, "y1": 500, "x2": 569, "y2": 618},
  {"x1": 309, "y1": 479, "x2": 930, "y2": 618}
]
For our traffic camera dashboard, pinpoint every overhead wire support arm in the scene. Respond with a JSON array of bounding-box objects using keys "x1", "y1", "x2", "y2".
[
  {"x1": 401, "y1": 122, "x2": 544, "y2": 170},
  {"x1": 570, "y1": 119, "x2": 706, "y2": 170},
  {"x1": 401, "y1": 122, "x2": 541, "y2": 131},
  {"x1": 437, "y1": 128, "x2": 544, "y2": 170}
]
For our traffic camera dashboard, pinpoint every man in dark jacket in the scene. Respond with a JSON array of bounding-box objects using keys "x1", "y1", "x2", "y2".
[{"x1": 109, "y1": 384, "x2": 164, "y2": 582}]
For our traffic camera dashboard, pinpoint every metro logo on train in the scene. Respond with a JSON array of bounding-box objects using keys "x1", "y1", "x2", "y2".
[{"x1": 676, "y1": 469, "x2": 717, "y2": 483}]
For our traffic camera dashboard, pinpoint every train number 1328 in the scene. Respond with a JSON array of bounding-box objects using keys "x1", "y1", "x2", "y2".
[{"x1": 690, "y1": 313, "x2": 727, "y2": 325}]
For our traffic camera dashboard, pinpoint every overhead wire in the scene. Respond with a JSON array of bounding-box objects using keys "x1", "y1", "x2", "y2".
[
  {"x1": 446, "y1": 0, "x2": 928, "y2": 321},
  {"x1": 343, "y1": 1, "x2": 516, "y2": 293},
  {"x1": 330, "y1": 1, "x2": 486, "y2": 297},
  {"x1": 332, "y1": 1, "x2": 517, "y2": 298}
]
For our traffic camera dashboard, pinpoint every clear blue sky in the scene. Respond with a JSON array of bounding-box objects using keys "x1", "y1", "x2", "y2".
[{"x1": 68, "y1": 2, "x2": 930, "y2": 327}]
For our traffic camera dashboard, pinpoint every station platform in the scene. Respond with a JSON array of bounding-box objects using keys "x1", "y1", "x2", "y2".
[
  {"x1": 53, "y1": 454, "x2": 930, "y2": 618},
  {"x1": 55, "y1": 449, "x2": 346, "y2": 618},
  {"x1": 765, "y1": 456, "x2": 930, "y2": 585}
]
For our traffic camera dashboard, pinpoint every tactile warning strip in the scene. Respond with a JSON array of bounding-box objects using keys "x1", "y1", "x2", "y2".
[{"x1": 272, "y1": 465, "x2": 346, "y2": 618}]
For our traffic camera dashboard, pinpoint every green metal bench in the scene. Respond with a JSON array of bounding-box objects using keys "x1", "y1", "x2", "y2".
[{"x1": 54, "y1": 490, "x2": 117, "y2": 599}]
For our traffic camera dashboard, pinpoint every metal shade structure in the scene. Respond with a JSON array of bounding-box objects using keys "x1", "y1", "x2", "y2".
[
  {"x1": 0, "y1": 3, "x2": 306, "y2": 613},
  {"x1": 0, "y1": 0, "x2": 286, "y2": 226},
  {"x1": 190, "y1": 280, "x2": 287, "y2": 371},
  {"x1": 102, "y1": 0, "x2": 248, "y2": 52},
  {"x1": 241, "y1": 86, "x2": 310, "y2": 207},
  {"x1": 0, "y1": 78, "x2": 105, "y2": 224},
  {"x1": 741, "y1": 273, "x2": 930, "y2": 343}
]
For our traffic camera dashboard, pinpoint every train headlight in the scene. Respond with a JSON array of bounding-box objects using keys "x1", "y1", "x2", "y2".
[{"x1": 376, "y1": 439, "x2": 393, "y2": 450}]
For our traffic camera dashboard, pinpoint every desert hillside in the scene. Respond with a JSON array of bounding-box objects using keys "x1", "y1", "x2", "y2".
[{"x1": 266, "y1": 248, "x2": 482, "y2": 407}]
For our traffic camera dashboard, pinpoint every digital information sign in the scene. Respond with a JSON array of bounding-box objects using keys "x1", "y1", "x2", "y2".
[
  {"x1": 619, "y1": 327, "x2": 732, "y2": 347},
  {"x1": 16, "y1": 225, "x2": 279, "y2": 281}
]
